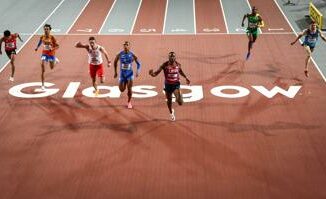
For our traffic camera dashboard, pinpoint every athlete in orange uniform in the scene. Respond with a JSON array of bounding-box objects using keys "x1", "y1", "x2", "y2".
[
  {"x1": 0, "y1": 30, "x2": 23, "y2": 81},
  {"x1": 35, "y1": 24, "x2": 59, "y2": 89}
]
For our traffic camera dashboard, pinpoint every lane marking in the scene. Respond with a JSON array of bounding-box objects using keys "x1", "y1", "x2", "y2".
[
  {"x1": 193, "y1": 0, "x2": 197, "y2": 34},
  {"x1": 98, "y1": 0, "x2": 117, "y2": 34},
  {"x1": 108, "y1": 28, "x2": 125, "y2": 33},
  {"x1": 219, "y1": 0, "x2": 229, "y2": 33},
  {"x1": 162, "y1": 0, "x2": 169, "y2": 34},
  {"x1": 52, "y1": 28, "x2": 61, "y2": 32},
  {"x1": 273, "y1": 0, "x2": 326, "y2": 82},
  {"x1": 268, "y1": 28, "x2": 285, "y2": 31},
  {"x1": 140, "y1": 28, "x2": 157, "y2": 32},
  {"x1": 66, "y1": 0, "x2": 91, "y2": 33},
  {"x1": 203, "y1": 28, "x2": 220, "y2": 32},
  {"x1": 24, "y1": 32, "x2": 295, "y2": 36},
  {"x1": 76, "y1": 28, "x2": 93, "y2": 32},
  {"x1": 171, "y1": 28, "x2": 188, "y2": 32},
  {"x1": 130, "y1": 0, "x2": 143, "y2": 34},
  {"x1": 0, "y1": 0, "x2": 66, "y2": 73},
  {"x1": 235, "y1": 28, "x2": 246, "y2": 32}
]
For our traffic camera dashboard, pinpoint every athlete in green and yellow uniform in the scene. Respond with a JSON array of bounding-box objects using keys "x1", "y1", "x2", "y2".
[{"x1": 241, "y1": 7, "x2": 264, "y2": 60}]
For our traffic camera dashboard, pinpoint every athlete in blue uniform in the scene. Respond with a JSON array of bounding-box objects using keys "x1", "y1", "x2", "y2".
[
  {"x1": 114, "y1": 41, "x2": 141, "y2": 109},
  {"x1": 291, "y1": 21, "x2": 326, "y2": 77}
]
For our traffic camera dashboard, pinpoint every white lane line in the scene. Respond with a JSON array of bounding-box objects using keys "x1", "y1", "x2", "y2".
[
  {"x1": 162, "y1": 0, "x2": 169, "y2": 34},
  {"x1": 65, "y1": 0, "x2": 91, "y2": 34},
  {"x1": 219, "y1": 0, "x2": 229, "y2": 34},
  {"x1": 193, "y1": 0, "x2": 197, "y2": 34},
  {"x1": 0, "y1": 0, "x2": 66, "y2": 74},
  {"x1": 98, "y1": 0, "x2": 118, "y2": 34},
  {"x1": 27, "y1": 32, "x2": 295, "y2": 36},
  {"x1": 273, "y1": 0, "x2": 326, "y2": 82},
  {"x1": 130, "y1": 0, "x2": 143, "y2": 35}
]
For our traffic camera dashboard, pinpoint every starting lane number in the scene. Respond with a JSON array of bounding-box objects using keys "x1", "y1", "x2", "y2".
[
  {"x1": 140, "y1": 28, "x2": 156, "y2": 33},
  {"x1": 203, "y1": 28, "x2": 220, "y2": 32},
  {"x1": 52, "y1": 28, "x2": 61, "y2": 33},
  {"x1": 108, "y1": 28, "x2": 125, "y2": 33},
  {"x1": 76, "y1": 28, "x2": 93, "y2": 33},
  {"x1": 171, "y1": 28, "x2": 188, "y2": 32}
]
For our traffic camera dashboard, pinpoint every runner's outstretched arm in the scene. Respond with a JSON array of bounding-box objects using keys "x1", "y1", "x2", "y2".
[{"x1": 100, "y1": 47, "x2": 111, "y2": 67}]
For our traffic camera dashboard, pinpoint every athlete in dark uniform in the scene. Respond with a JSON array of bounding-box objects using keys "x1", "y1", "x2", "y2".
[
  {"x1": 0, "y1": 30, "x2": 23, "y2": 81},
  {"x1": 291, "y1": 21, "x2": 326, "y2": 77},
  {"x1": 149, "y1": 52, "x2": 190, "y2": 121}
]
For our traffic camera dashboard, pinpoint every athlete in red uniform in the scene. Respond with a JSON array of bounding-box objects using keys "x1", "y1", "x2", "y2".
[
  {"x1": 75, "y1": 37, "x2": 111, "y2": 95},
  {"x1": 0, "y1": 30, "x2": 23, "y2": 81},
  {"x1": 35, "y1": 24, "x2": 59, "y2": 89},
  {"x1": 149, "y1": 52, "x2": 190, "y2": 121}
]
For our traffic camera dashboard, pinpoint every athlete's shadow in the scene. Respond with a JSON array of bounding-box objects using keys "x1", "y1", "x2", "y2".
[
  {"x1": 37, "y1": 98, "x2": 169, "y2": 136},
  {"x1": 174, "y1": 118, "x2": 320, "y2": 136},
  {"x1": 176, "y1": 51, "x2": 239, "y2": 65}
]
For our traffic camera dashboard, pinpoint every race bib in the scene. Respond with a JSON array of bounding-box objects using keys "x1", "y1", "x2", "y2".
[
  {"x1": 248, "y1": 22, "x2": 257, "y2": 28},
  {"x1": 5, "y1": 43, "x2": 15, "y2": 48},
  {"x1": 44, "y1": 44, "x2": 51, "y2": 50},
  {"x1": 121, "y1": 63, "x2": 131, "y2": 70},
  {"x1": 308, "y1": 37, "x2": 317, "y2": 43}
]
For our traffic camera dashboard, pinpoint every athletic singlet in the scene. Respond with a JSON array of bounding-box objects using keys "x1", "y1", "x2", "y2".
[
  {"x1": 3, "y1": 34, "x2": 17, "y2": 51},
  {"x1": 88, "y1": 45, "x2": 103, "y2": 65},
  {"x1": 119, "y1": 51, "x2": 134, "y2": 70},
  {"x1": 40, "y1": 35, "x2": 57, "y2": 56},
  {"x1": 304, "y1": 28, "x2": 319, "y2": 46},
  {"x1": 164, "y1": 61, "x2": 180, "y2": 84},
  {"x1": 248, "y1": 14, "x2": 260, "y2": 29}
]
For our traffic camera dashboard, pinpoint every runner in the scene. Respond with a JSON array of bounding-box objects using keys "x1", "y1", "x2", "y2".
[
  {"x1": 114, "y1": 41, "x2": 141, "y2": 109},
  {"x1": 291, "y1": 21, "x2": 326, "y2": 77},
  {"x1": 35, "y1": 24, "x2": 59, "y2": 90},
  {"x1": 241, "y1": 6, "x2": 264, "y2": 60},
  {"x1": 149, "y1": 52, "x2": 190, "y2": 121},
  {"x1": 0, "y1": 30, "x2": 23, "y2": 81},
  {"x1": 75, "y1": 37, "x2": 111, "y2": 95}
]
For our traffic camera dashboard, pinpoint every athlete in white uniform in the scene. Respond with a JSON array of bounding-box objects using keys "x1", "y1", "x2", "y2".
[{"x1": 75, "y1": 37, "x2": 111, "y2": 95}]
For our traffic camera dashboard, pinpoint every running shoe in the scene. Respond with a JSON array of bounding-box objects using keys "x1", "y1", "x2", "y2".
[{"x1": 170, "y1": 109, "x2": 176, "y2": 121}]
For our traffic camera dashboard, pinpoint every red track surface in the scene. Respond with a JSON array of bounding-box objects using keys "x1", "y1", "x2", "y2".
[
  {"x1": 248, "y1": 0, "x2": 291, "y2": 32},
  {"x1": 0, "y1": 0, "x2": 326, "y2": 198},
  {"x1": 133, "y1": 0, "x2": 166, "y2": 34},
  {"x1": 195, "y1": 0, "x2": 227, "y2": 33},
  {"x1": 69, "y1": 0, "x2": 115, "y2": 34}
]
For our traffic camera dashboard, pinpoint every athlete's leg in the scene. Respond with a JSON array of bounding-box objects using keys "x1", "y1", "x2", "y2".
[
  {"x1": 41, "y1": 60, "x2": 46, "y2": 87},
  {"x1": 247, "y1": 34, "x2": 254, "y2": 52},
  {"x1": 127, "y1": 80, "x2": 133, "y2": 108},
  {"x1": 165, "y1": 91, "x2": 173, "y2": 114},
  {"x1": 174, "y1": 89, "x2": 183, "y2": 106},
  {"x1": 10, "y1": 53, "x2": 16, "y2": 79},
  {"x1": 49, "y1": 61, "x2": 55, "y2": 70},
  {"x1": 303, "y1": 45, "x2": 312, "y2": 77},
  {"x1": 119, "y1": 81, "x2": 127, "y2": 92}
]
